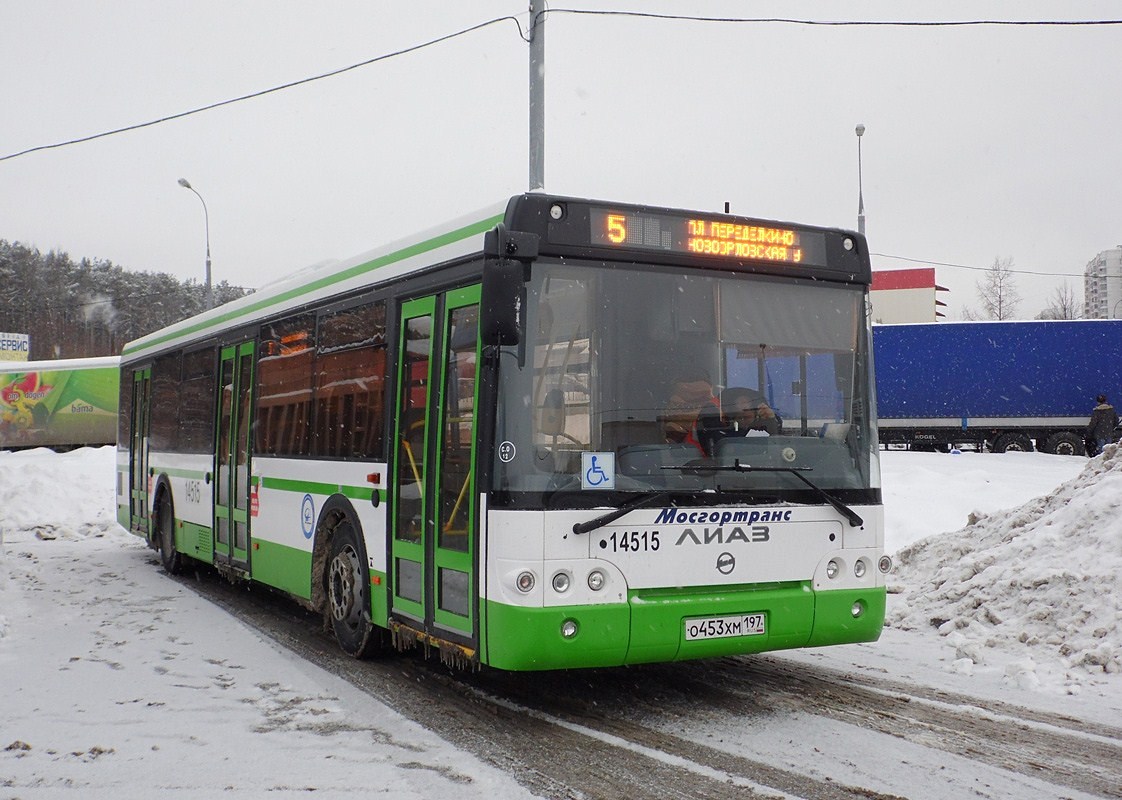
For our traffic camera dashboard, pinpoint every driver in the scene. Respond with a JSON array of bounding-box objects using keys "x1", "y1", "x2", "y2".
[{"x1": 721, "y1": 387, "x2": 780, "y2": 436}]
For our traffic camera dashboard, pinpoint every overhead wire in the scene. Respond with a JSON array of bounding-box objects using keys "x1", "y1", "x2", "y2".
[
  {"x1": 0, "y1": 15, "x2": 530, "y2": 164},
  {"x1": 539, "y1": 9, "x2": 1122, "y2": 27},
  {"x1": 3, "y1": 10, "x2": 1118, "y2": 163},
  {"x1": 873, "y1": 252, "x2": 1086, "y2": 279}
]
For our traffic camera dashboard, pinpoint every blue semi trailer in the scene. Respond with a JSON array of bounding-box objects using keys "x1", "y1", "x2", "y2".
[{"x1": 873, "y1": 320, "x2": 1122, "y2": 455}]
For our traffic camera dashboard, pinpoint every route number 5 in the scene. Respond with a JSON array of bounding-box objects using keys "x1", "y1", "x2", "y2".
[{"x1": 607, "y1": 214, "x2": 627, "y2": 244}]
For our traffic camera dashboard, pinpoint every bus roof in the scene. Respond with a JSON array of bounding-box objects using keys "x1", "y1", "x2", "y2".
[
  {"x1": 121, "y1": 200, "x2": 508, "y2": 362},
  {"x1": 121, "y1": 192, "x2": 868, "y2": 363}
]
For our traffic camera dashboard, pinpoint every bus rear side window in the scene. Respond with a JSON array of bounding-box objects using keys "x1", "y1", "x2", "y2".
[
  {"x1": 256, "y1": 315, "x2": 316, "y2": 456},
  {"x1": 179, "y1": 347, "x2": 216, "y2": 453}
]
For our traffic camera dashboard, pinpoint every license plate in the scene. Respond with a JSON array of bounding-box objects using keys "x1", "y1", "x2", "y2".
[{"x1": 684, "y1": 613, "x2": 766, "y2": 641}]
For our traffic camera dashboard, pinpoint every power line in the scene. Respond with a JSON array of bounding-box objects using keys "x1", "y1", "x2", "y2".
[
  {"x1": 0, "y1": 15, "x2": 529, "y2": 164},
  {"x1": 542, "y1": 9, "x2": 1122, "y2": 27},
  {"x1": 873, "y1": 252, "x2": 1085, "y2": 279},
  {"x1": 4, "y1": 11, "x2": 1118, "y2": 163}
]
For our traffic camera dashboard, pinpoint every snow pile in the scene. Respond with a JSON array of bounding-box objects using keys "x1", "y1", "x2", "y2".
[
  {"x1": 888, "y1": 444, "x2": 1122, "y2": 686},
  {"x1": 0, "y1": 446, "x2": 118, "y2": 545},
  {"x1": 0, "y1": 446, "x2": 118, "y2": 643}
]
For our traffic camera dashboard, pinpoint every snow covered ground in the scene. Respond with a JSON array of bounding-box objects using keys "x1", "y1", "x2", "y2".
[{"x1": 2, "y1": 445, "x2": 1119, "y2": 797}]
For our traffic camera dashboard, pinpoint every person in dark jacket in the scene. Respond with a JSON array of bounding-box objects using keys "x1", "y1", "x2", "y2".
[{"x1": 1086, "y1": 394, "x2": 1119, "y2": 455}]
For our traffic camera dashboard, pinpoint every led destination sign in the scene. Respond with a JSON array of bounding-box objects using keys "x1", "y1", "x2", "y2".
[{"x1": 589, "y1": 208, "x2": 829, "y2": 267}]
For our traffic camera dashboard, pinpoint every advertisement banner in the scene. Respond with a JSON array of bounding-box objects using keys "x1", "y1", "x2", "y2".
[{"x1": 0, "y1": 359, "x2": 119, "y2": 448}]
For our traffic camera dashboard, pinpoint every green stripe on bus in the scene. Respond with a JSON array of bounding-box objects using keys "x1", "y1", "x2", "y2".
[
  {"x1": 258, "y1": 475, "x2": 381, "y2": 502},
  {"x1": 122, "y1": 214, "x2": 503, "y2": 357},
  {"x1": 156, "y1": 467, "x2": 208, "y2": 480}
]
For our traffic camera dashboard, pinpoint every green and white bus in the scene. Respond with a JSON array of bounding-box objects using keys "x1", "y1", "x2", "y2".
[{"x1": 117, "y1": 194, "x2": 887, "y2": 671}]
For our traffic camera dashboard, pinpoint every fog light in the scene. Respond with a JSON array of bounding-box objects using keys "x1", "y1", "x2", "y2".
[
  {"x1": 854, "y1": 559, "x2": 867, "y2": 578},
  {"x1": 561, "y1": 619, "x2": 579, "y2": 638},
  {"x1": 587, "y1": 569, "x2": 605, "y2": 591},
  {"x1": 552, "y1": 571, "x2": 571, "y2": 593},
  {"x1": 826, "y1": 559, "x2": 840, "y2": 579},
  {"x1": 878, "y1": 555, "x2": 893, "y2": 573},
  {"x1": 851, "y1": 600, "x2": 865, "y2": 618},
  {"x1": 516, "y1": 571, "x2": 535, "y2": 593}
]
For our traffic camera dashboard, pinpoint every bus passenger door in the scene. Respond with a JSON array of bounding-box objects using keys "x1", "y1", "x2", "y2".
[
  {"x1": 128, "y1": 366, "x2": 152, "y2": 536},
  {"x1": 214, "y1": 341, "x2": 255, "y2": 572},
  {"x1": 390, "y1": 287, "x2": 481, "y2": 648}
]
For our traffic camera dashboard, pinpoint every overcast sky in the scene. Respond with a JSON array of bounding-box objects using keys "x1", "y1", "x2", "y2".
[{"x1": 3, "y1": 1, "x2": 1119, "y2": 319}]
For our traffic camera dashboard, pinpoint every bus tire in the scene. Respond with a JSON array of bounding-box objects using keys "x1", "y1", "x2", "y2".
[
  {"x1": 156, "y1": 493, "x2": 183, "y2": 575},
  {"x1": 326, "y1": 519, "x2": 380, "y2": 658},
  {"x1": 992, "y1": 432, "x2": 1033, "y2": 453},
  {"x1": 1044, "y1": 431, "x2": 1085, "y2": 456}
]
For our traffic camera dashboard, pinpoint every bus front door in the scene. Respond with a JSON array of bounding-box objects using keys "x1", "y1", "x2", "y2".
[
  {"x1": 128, "y1": 366, "x2": 152, "y2": 537},
  {"x1": 214, "y1": 341, "x2": 255, "y2": 573},
  {"x1": 390, "y1": 287, "x2": 482, "y2": 653}
]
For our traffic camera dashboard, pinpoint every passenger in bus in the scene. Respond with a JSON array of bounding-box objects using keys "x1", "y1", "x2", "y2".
[
  {"x1": 662, "y1": 371, "x2": 721, "y2": 455},
  {"x1": 720, "y1": 387, "x2": 781, "y2": 436}
]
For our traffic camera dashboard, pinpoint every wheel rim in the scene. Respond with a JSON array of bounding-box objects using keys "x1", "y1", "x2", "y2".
[{"x1": 328, "y1": 544, "x2": 361, "y2": 626}]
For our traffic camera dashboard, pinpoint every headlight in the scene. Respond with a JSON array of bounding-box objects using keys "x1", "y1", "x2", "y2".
[
  {"x1": 516, "y1": 571, "x2": 535, "y2": 593},
  {"x1": 587, "y1": 569, "x2": 606, "y2": 591},
  {"x1": 552, "y1": 571, "x2": 571, "y2": 593},
  {"x1": 854, "y1": 559, "x2": 867, "y2": 578},
  {"x1": 561, "y1": 619, "x2": 579, "y2": 638},
  {"x1": 878, "y1": 555, "x2": 893, "y2": 573},
  {"x1": 826, "y1": 559, "x2": 840, "y2": 579}
]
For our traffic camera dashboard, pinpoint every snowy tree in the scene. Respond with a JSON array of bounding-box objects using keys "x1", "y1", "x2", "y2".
[
  {"x1": 1036, "y1": 282, "x2": 1081, "y2": 320},
  {"x1": 976, "y1": 256, "x2": 1021, "y2": 320},
  {"x1": 0, "y1": 239, "x2": 250, "y2": 359}
]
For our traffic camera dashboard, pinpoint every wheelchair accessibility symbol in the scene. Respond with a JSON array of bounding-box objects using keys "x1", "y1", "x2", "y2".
[{"x1": 581, "y1": 452, "x2": 616, "y2": 490}]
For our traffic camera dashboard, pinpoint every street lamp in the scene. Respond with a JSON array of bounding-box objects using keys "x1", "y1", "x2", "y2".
[
  {"x1": 855, "y1": 124, "x2": 866, "y2": 236},
  {"x1": 177, "y1": 178, "x2": 213, "y2": 310}
]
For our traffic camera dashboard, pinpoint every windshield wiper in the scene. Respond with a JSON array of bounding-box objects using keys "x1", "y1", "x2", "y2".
[
  {"x1": 572, "y1": 491, "x2": 672, "y2": 535},
  {"x1": 663, "y1": 460, "x2": 864, "y2": 527}
]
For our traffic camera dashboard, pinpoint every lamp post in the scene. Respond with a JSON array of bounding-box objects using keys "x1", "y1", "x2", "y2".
[
  {"x1": 177, "y1": 178, "x2": 213, "y2": 310},
  {"x1": 855, "y1": 124, "x2": 866, "y2": 236}
]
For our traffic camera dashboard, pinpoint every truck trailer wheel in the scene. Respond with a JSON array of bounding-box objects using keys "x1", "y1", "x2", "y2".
[
  {"x1": 1043, "y1": 431, "x2": 1085, "y2": 456},
  {"x1": 992, "y1": 432, "x2": 1034, "y2": 453}
]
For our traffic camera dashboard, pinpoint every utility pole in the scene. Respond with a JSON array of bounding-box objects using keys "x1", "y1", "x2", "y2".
[
  {"x1": 855, "y1": 124, "x2": 866, "y2": 236},
  {"x1": 528, "y1": 0, "x2": 546, "y2": 190}
]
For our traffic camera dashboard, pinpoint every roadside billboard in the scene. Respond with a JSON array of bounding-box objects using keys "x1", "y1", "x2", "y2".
[
  {"x1": 0, "y1": 357, "x2": 120, "y2": 449},
  {"x1": 0, "y1": 332, "x2": 30, "y2": 362}
]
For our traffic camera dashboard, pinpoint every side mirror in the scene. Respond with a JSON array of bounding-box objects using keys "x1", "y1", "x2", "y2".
[
  {"x1": 481, "y1": 259, "x2": 524, "y2": 346},
  {"x1": 481, "y1": 223, "x2": 537, "y2": 347}
]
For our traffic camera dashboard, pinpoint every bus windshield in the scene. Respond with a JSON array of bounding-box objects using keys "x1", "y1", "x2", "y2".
[{"x1": 491, "y1": 259, "x2": 879, "y2": 500}]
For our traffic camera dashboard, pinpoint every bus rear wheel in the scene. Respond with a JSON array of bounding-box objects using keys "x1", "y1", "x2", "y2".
[
  {"x1": 157, "y1": 496, "x2": 182, "y2": 575},
  {"x1": 326, "y1": 520, "x2": 380, "y2": 658}
]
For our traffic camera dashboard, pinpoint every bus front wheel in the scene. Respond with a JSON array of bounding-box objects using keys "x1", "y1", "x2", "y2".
[{"x1": 326, "y1": 520, "x2": 380, "y2": 658}]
